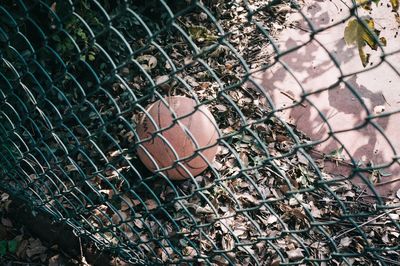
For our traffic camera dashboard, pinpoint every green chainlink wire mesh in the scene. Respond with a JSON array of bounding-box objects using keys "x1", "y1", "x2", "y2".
[{"x1": 0, "y1": 0, "x2": 399, "y2": 265}]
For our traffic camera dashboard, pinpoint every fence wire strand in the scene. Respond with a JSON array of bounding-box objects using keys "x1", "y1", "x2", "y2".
[{"x1": 0, "y1": 0, "x2": 399, "y2": 265}]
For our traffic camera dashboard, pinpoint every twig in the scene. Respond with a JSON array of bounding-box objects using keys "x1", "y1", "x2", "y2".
[
  {"x1": 381, "y1": 93, "x2": 391, "y2": 106},
  {"x1": 375, "y1": 177, "x2": 400, "y2": 186},
  {"x1": 375, "y1": 254, "x2": 400, "y2": 266},
  {"x1": 355, "y1": 186, "x2": 367, "y2": 202},
  {"x1": 332, "y1": 206, "x2": 400, "y2": 240},
  {"x1": 309, "y1": 149, "x2": 354, "y2": 168},
  {"x1": 357, "y1": 194, "x2": 393, "y2": 200},
  {"x1": 280, "y1": 90, "x2": 307, "y2": 107},
  {"x1": 79, "y1": 237, "x2": 89, "y2": 266},
  {"x1": 311, "y1": 149, "x2": 398, "y2": 189}
]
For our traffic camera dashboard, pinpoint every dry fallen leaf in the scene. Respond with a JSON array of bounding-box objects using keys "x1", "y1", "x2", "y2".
[
  {"x1": 215, "y1": 104, "x2": 228, "y2": 113},
  {"x1": 339, "y1": 236, "x2": 352, "y2": 248},
  {"x1": 266, "y1": 215, "x2": 278, "y2": 224},
  {"x1": 145, "y1": 199, "x2": 158, "y2": 211},
  {"x1": 26, "y1": 238, "x2": 47, "y2": 258},
  {"x1": 136, "y1": 55, "x2": 157, "y2": 70},
  {"x1": 388, "y1": 213, "x2": 399, "y2": 220},
  {"x1": 1, "y1": 217, "x2": 12, "y2": 227},
  {"x1": 112, "y1": 211, "x2": 128, "y2": 224},
  {"x1": 48, "y1": 255, "x2": 62, "y2": 266},
  {"x1": 121, "y1": 195, "x2": 140, "y2": 211},
  {"x1": 155, "y1": 75, "x2": 170, "y2": 92},
  {"x1": 183, "y1": 246, "x2": 197, "y2": 258},
  {"x1": 310, "y1": 201, "x2": 322, "y2": 218},
  {"x1": 286, "y1": 248, "x2": 304, "y2": 260},
  {"x1": 16, "y1": 238, "x2": 28, "y2": 258}
]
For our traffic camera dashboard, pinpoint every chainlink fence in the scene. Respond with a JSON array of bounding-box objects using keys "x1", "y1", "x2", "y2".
[{"x1": 0, "y1": 0, "x2": 399, "y2": 265}]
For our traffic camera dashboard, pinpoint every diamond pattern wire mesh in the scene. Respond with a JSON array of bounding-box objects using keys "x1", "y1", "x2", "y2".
[{"x1": 0, "y1": 0, "x2": 399, "y2": 265}]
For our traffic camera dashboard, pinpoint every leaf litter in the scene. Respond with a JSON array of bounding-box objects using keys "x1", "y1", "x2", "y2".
[
  {"x1": 0, "y1": 192, "x2": 80, "y2": 265},
  {"x1": 1, "y1": 0, "x2": 398, "y2": 265}
]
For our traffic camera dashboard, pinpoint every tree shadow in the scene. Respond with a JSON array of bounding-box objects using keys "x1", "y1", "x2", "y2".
[{"x1": 254, "y1": 0, "x2": 399, "y2": 197}]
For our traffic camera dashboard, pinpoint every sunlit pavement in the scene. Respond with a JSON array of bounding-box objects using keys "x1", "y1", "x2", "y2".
[{"x1": 255, "y1": 0, "x2": 400, "y2": 197}]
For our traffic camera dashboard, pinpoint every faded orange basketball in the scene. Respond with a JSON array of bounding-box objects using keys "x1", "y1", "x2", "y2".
[{"x1": 136, "y1": 96, "x2": 219, "y2": 180}]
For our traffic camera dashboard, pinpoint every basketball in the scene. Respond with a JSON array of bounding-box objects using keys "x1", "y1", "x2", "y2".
[{"x1": 136, "y1": 96, "x2": 219, "y2": 180}]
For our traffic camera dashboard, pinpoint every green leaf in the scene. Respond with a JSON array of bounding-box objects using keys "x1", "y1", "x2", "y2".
[
  {"x1": 356, "y1": 0, "x2": 380, "y2": 10},
  {"x1": 188, "y1": 26, "x2": 218, "y2": 42},
  {"x1": 7, "y1": 239, "x2": 17, "y2": 253},
  {"x1": 52, "y1": 34, "x2": 61, "y2": 42},
  {"x1": 0, "y1": 240, "x2": 7, "y2": 256},
  {"x1": 363, "y1": 20, "x2": 380, "y2": 50},
  {"x1": 88, "y1": 54, "x2": 95, "y2": 61},
  {"x1": 344, "y1": 19, "x2": 361, "y2": 45},
  {"x1": 328, "y1": 146, "x2": 343, "y2": 157},
  {"x1": 344, "y1": 18, "x2": 384, "y2": 67},
  {"x1": 344, "y1": 18, "x2": 376, "y2": 48},
  {"x1": 358, "y1": 46, "x2": 370, "y2": 67},
  {"x1": 391, "y1": 0, "x2": 399, "y2": 11}
]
